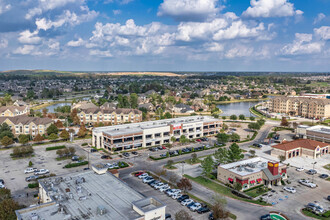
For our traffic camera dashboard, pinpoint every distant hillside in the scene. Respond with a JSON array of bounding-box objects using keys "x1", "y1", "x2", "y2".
[
  {"x1": 95, "y1": 71, "x2": 181, "y2": 77},
  {"x1": 0, "y1": 69, "x2": 87, "y2": 76}
]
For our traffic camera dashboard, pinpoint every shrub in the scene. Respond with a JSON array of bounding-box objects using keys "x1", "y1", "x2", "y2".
[
  {"x1": 28, "y1": 183, "x2": 39, "y2": 188},
  {"x1": 81, "y1": 143, "x2": 88, "y2": 146},
  {"x1": 323, "y1": 211, "x2": 330, "y2": 218},
  {"x1": 64, "y1": 161, "x2": 88, "y2": 168},
  {"x1": 46, "y1": 145, "x2": 66, "y2": 151}
]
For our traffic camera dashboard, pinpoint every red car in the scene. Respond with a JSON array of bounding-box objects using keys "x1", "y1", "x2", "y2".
[
  {"x1": 162, "y1": 146, "x2": 166, "y2": 149},
  {"x1": 135, "y1": 172, "x2": 144, "y2": 177},
  {"x1": 196, "y1": 139, "x2": 202, "y2": 142}
]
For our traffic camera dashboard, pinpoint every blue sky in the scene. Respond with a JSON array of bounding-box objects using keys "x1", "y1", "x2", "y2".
[{"x1": 0, "y1": 0, "x2": 329, "y2": 72}]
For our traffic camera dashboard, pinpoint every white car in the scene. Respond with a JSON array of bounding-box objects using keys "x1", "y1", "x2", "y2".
[
  {"x1": 0, "y1": 183, "x2": 5, "y2": 189},
  {"x1": 190, "y1": 203, "x2": 202, "y2": 211},
  {"x1": 167, "y1": 189, "x2": 181, "y2": 196},
  {"x1": 181, "y1": 199, "x2": 193, "y2": 206},
  {"x1": 142, "y1": 177, "x2": 154, "y2": 183},
  {"x1": 283, "y1": 186, "x2": 296, "y2": 193},
  {"x1": 159, "y1": 185, "x2": 170, "y2": 192},
  {"x1": 106, "y1": 163, "x2": 114, "y2": 169},
  {"x1": 34, "y1": 169, "x2": 49, "y2": 175},
  {"x1": 24, "y1": 168, "x2": 38, "y2": 174},
  {"x1": 154, "y1": 183, "x2": 164, "y2": 189},
  {"x1": 171, "y1": 193, "x2": 182, "y2": 200},
  {"x1": 138, "y1": 173, "x2": 149, "y2": 179},
  {"x1": 296, "y1": 167, "x2": 304, "y2": 172},
  {"x1": 299, "y1": 179, "x2": 317, "y2": 188}
]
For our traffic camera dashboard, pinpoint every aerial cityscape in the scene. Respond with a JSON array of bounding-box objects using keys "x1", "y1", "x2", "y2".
[{"x1": 0, "y1": 0, "x2": 329, "y2": 220}]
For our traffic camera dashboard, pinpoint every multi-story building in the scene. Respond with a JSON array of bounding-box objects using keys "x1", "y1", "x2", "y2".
[
  {"x1": 0, "y1": 105, "x2": 29, "y2": 117},
  {"x1": 218, "y1": 157, "x2": 287, "y2": 190},
  {"x1": 269, "y1": 96, "x2": 330, "y2": 118},
  {"x1": 92, "y1": 116, "x2": 222, "y2": 152},
  {"x1": 271, "y1": 139, "x2": 329, "y2": 159},
  {"x1": 0, "y1": 116, "x2": 53, "y2": 137},
  {"x1": 79, "y1": 108, "x2": 142, "y2": 125},
  {"x1": 16, "y1": 167, "x2": 166, "y2": 220},
  {"x1": 296, "y1": 125, "x2": 330, "y2": 143}
]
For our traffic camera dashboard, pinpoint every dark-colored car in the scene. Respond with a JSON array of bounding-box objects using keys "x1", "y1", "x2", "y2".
[
  {"x1": 260, "y1": 214, "x2": 272, "y2": 220},
  {"x1": 165, "y1": 213, "x2": 171, "y2": 219},
  {"x1": 327, "y1": 195, "x2": 330, "y2": 201},
  {"x1": 101, "y1": 155, "x2": 111, "y2": 159},
  {"x1": 197, "y1": 207, "x2": 210, "y2": 214},
  {"x1": 123, "y1": 152, "x2": 130, "y2": 157},
  {"x1": 209, "y1": 212, "x2": 214, "y2": 220},
  {"x1": 177, "y1": 195, "x2": 189, "y2": 202},
  {"x1": 90, "y1": 149, "x2": 97, "y2": 153},
  {"x1": 83, "y1": 168, "x2": 90, "y2": 171},
  {"x1": 307, "y1": 169, "x2": 317, "y2": 175},
  {"x1": 187, "y1": 202, "x2": 195, "y2": 208},
  {"x1": 132, "y1": 151, "x2": 138, "y2": 155},
  {"x1": 319, "y1": 174, "x2": 329, "y2": 179},
  {"x1": 0, "y1": 179, "x2": 4, "y2": 184}
]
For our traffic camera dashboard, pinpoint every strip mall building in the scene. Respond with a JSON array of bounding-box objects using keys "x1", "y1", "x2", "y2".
[
  {"x1": 92, "y1": 116, "x2": 222, "y2": 152},
  {"x1": 218, "y1": 157, "x2": 287, "y2": 190}
]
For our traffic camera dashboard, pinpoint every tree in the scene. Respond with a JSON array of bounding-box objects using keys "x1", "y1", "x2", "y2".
[
  {"x1": 227, "y1": 143, "x2": 244, "y2": 162},
  {"x1": 3, "y1": 93, "x2": 12, "y2": 106},
  {"x1": 248, "y1": 122, "x2": 261, "y2": 130},
  {"x1": 18, "y1": 134, "x2": 29, "y2": 145},
  {"x1": 257, "y1": 119, "x2": 265, "y2": 126},
  {"x1": 166, "y1": 160, "x2": 174, "y2": 168},
  {"x1": 239, "y1": 114, "x2": 245, "y2": 120},
  {"x1": 179, "y1": 135, "x2": 188, "y2": 145},
  {"x1": 0, "y1": 123, "x2": 14, "y2": 140},
  {"x1": 280, "y1": 117, "x2": 289, "y2": 127},
  {"x1": 170, "y1": 136, "x2": 176, "y2": 143},
  {"x1": 222, "y1": 123, "x2": 228, "y2": 130},
  {"x1": 46, "y1": 124, "x2": 58, "y2": 135},
  {"x1": 249, "y1": 150, "x2": 256, "y2": 157},
  {"x1": 54, "y1": 120, "x2": 64, "y2": 128},
  {"x1": 214, "y1": 148, "x2": 229, "y2": 165},
  {"x1": 33, "y1": 134, "x2": 44, "y2": 142},
  {"x1": 233, "y1": 182, "x2": 243, "y2": 191},
  {"x1": 1, "y1": 136, "x2": 13, "y2": 147},
  {"x1": 48, "y1": 133, "x2": 59, "y2": 141},
  {"x1": 230, "y1": 133, "x2": 240, "y2": 142},
  {"x1": 222, "y1": 116, "x2": 226, "y2": 120},
  {"x1": 60, "y1": 130, "x2": 70, "y2": 140},
  {"x1": 42, "y1": 108, "x2": 48, "y2": 117},
  {"x1": 77, "y1": 124, "x2": 87, "y2": 138},
  {"x1": 216, "y1": 133, "x2": 229, "y2": 144},
  {"x1": 70, "y1": 108, "x2": 80, "y2": 125},
  {"x1": 175, "y1": 210, "x2": 193, "y2": 220},
  {"x1": 278, "y1": 155, "x2": 286, "y2": 162},
  {"x1": 0, "y1": 195, "x2": 20, "y2": 220},
  {"x1": 200, "y1": 155, "x2": 214, "y2": 177},
  {"x1": 212, "y1": 196, "x2": 229, "y2": 220},
  {"x1": 28, "y1": 161, "x2": 33, "y2": 167},
  {"x1": 68, "y1": 147, "x2": 76, "y2": 155},
  {"x1": 230, "y1": 115, "x2": 237, "y2": 120},
  {"x1": 191, "y1": 153, "x2": 198, "y2": 163},
  {"x1": 249, "y1": 116, "x2": 255, "y2": 121},
  {"x1": 164, "y1": 112, "x2": 172, "y2": 119},
  {"x1": 177, "y1": 178, "x2": 192, "y2": 193},
  {"x1": 130, "y1": 93, "x2": 138, "y2": 109}
]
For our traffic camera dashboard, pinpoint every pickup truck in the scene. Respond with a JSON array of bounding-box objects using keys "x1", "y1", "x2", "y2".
[
  {"x1": 24, "y1": 168, "x2": 38, "y2": 174},
  {"x1": 35, "y1": 169, "x2": 49, "y2": 175}
]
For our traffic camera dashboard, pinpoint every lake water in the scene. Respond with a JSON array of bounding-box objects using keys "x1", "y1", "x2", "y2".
[
  {"x1": 39, "y1": 102, "x2": 71, "y2": 113},
  {"x1": 217, "y1": 101, "x2": 261, "y2": 116}
]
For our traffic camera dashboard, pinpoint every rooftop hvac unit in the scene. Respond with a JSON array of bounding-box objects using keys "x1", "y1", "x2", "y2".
[
  {"x1": 30, "y1": 213, "x2": 39, "y2": 220},
  {"x1": 237, "y1": 166, "x2": 243, "y2": 171},
  {"x1": 97, "y1": 206, "x2": 107, "y2": 216},
  {"x1": 248, "y1": 163, "x2": 256, "y2": 168},
  {"x1": 261, "y1": 162, "x2": 267, "y2": 167}
]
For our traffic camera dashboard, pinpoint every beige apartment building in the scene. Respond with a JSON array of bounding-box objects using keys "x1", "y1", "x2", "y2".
[
  {"x1": 0, "y1": 116, "x2": 53, "y2": 137},
  {"x1": 0, "y1": 106, "x2": 29, "y2": 117},
  {"x1": 79, "y1": 108, "x2": 142, "y2": 125},
  {"x1": 269, "y1": 96, "x2": 330, "y2": 118}
]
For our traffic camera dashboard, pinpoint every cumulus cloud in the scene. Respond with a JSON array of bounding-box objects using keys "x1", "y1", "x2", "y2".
[
  {"x1": 13, "y1": 45, "x2": 36, "y2": 55},
  {"x1": 0, "y1": 39, "x2": 8, "y2": 48},
  {"x1": 67, "y1": 38, "x2": 85, "y2": 47},
  {"x1": 157, "y1": 0, "x2": 220, "y2": 21},
  {"x1": 225, "y1": 45, "x2": 254, "y2": 58},
  {"x1": 204, "y1": 42, "x2": 224, "y2": 52},
  {"x1": 18, "y1": 30, "x2": 41, "y2": 44},
  {"x1": 281, "y1": 33, "x2": 323, "y2": 55},
  {"x1": 243, "y1": 0, "x2": 301, "y2": 18},
  {"x1": 90, "y1": 49, "x2": 113, "y2": 57},
  {"x1": 313, "y1": 13, "x2": 326, "y2": 25},
  {"x1": 0, "y1": 0, "x2": 11, "y2": 14},
  {"x1": 113, "y1": 10, "x2": 121, "y2": 15},
  {"x1": 314, "y1": 26, "x2": 330, "y2": 40}
]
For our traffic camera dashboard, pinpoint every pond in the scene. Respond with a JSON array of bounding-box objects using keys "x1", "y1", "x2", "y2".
[
  {"x1": 217, "y1": 101, "x2": 260, "y2": 117},
  {"x1": 39, "y1": 102, "x2": 71, "y2": 113}
]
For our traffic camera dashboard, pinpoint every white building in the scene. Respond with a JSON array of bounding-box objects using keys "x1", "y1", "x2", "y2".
[
  {"x1": 92, "y1": 116, "x2": 222, "y2": 152},
  {"x1": 16, "y1": 168, "x2": 166, "y2": 220}
]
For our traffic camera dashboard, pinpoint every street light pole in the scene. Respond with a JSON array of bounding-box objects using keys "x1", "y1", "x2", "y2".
[
  {"x1": 312, "y1": 162, "x2": 317, "y2": 183},
  {"x1": 181, "y1": 161, "x2": 185, "y2": 177}
]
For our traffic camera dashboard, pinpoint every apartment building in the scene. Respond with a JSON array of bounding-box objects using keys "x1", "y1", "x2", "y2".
[
  {"x1": 79, "y1": 108, "x2": 142, "y2": 125},
  {"x1": 0, "y1": 105, "x2": 29, "y2": 117},
  {"x1": 218, "y1": 157, "x2": 287, "y2": 190},
  {"x1": 92, "y1": 116, "x2": 222, "y2": 152},
  {"x1": 269, "y1": 96, "x2": 330, "y2": 118},
  {"x1": 0, "y1": 116, "x2": 53, "y2": 137}
]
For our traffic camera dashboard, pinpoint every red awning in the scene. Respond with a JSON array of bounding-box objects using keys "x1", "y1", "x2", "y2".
[
  {"x1": 257, "y1": 178, "x2": 262, "y2": 182},
  {"x1": 250, "y1": 180, "x2": 255, "y2": 184},
  {"x1": 228, "y1": 178, "x2": 233, "y2": 181}
]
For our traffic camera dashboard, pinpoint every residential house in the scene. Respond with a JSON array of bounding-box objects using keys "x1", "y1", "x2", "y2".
[{"x1": 0, "y1": 106, "x2": 29, "y2": 117}]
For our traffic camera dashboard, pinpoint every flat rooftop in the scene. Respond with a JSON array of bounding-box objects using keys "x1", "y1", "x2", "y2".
[
  {"x1": 306, "y1": 125, "x2": 330, "y2": 135},
  {"x1": 220, "y1": 157, "x2": 280, "y2": 176},
  {"x1": 16, "y1": 171, "x2": 164, "y2": 220},
  {"x1": 93, "y1": 116, "x2": 220, "y2": 136}
]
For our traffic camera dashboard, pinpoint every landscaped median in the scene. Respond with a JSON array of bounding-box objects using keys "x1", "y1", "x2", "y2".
[
  {"x1": 64, "y1": 161, "x2": 88, "y2": 168},
  {"x1": 184, "y1": 175, "x2": 271, "y2": 206},
  {"x1": 301, "y1": 208, "x2": 330, "y2": 220},
  {"x1": 45, "y1": 145, "x2": 66, "y2": 151}
]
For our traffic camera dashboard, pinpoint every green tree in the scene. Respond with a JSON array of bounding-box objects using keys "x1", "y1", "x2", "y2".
[
  {"x1": 248, "y1": 122, "x2": 261, "y2": 130},
  {"x1": 130, "y1": 93, "x2": 138, "y2": 109},
  {"x1": 216, "y1": 133, "x2": 229, "y2": 144},
  {"x1": 18, "y1": 134, "x2": 29, "y2": 145},
  {"x1": 227, "y1": 143, "x2": 244, "y2": 162},
  {"x1": 0, "y1": 123, "x2": 14, "y2": 140},
  {"x1": 179, "y1": 135, "x2": 188, "y2": 145},
  {"x1": 222, "y1": 116, "x2": 226, "y2": 120},
  {"x1": 26, "y1": 89, "x2": 35, "y2": 100},
  {"x1": 3, "y1": 93, "x2": 12, "y2": 106},
  {"x1": 239, "y1": 114, "x2": 245, "y2": 120},
  {"x1": 48, "y1": 133, "x2": 59, "y2": 141},
  {"x1": 200, "y1": 155, "x2": 214, "y2": 177},
  {"x1": 191, "y1": 153, "x2": 198, "y2": 163},
  {"x1": 230, "y1": 133, "x2": 240, "y2": 142},
  {"x1": 249, "y1": 116, "x2": 255, "y2": 121},
  {"x1": 249, "y1": 150, "x2": 256, "y2": 157},
  {"x1": 230, "y1": 115, "x2": 237, "y2": 120},
  {"x1": 164, "y1": 112, "x2": 172, "y2": 119},
  {"x1": 60, "y1": 130, "x2": 70, "y2": 140},
  {"x1": 257, "y1": 119, "x2": 265, "y2": 127},
  {"x1": 214, "y1": 148, "x2": 229, "y2": 165},
  {"x1": 278, "y1": 155, "x2": 286, "y2": 162},
  {"x1": 170, "y1": 136, "x2": 176, "y2": 143},
  {"x1": 233, "y1": 182, "x2": 242, "y2": 191},
  {"x1": 28, "y1": 161, "x2": 33, "y2": 167},
  {"x1": 1, "y1": 136, "x2": 13, "y2": 147},
  {"x1": 46, "y1": 124, "x2": 59, "y2": 135}
]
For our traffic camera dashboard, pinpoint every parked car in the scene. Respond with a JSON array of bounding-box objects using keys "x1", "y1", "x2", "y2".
[
  {"x1": 72, "y1": 156, "x2": 79, "y2": 161},
  {"x1": 24, "y1": 168, "x2": 38, "y2": 174},
  {"x1": 209, "y1": 212, "x2": 215, "y2": 220},
  {"x1": 135, "y1": 172, "x2": 144, "y2": 177},
  {"x1": 327, "y1": 195, "x2": 330, "y2": 201},
  {"x1": 190, "y1": 203, "x2": 202, "y2": 211},
  {"x1": 162, "y1": 146, "x2": 167, "y2": 149},
  {"x1": 260, "y1": 214, "x2": 272, "y2": 220},
  {"x1": 143, "y1": 177, "x2": 154, "y2": 183},
  {"x1": 307, "y1": 169, "x2": 317, "y2": 175},
  {"x1": 0, "y1": 179, "x2": 4, "y2": 184},
  {"x1": 138, "y1": 173, "x2": 149, "y2": 179},
  {"x1": 90, "y1": 149, "x2": 97, "y2": 153},
  {"x1": 187, "y1": 202, "x2": 196, "y2": 209},
  {"x1": 283, "y1": 186, "x2": 296, "y2": 193},
  {"x1": 35, "y1": 169, "x2": 49, "y2": 175},
  {"x1": 307, "y1": 203, "x2": 325, "y2": 213},
  {"x1": 101, "y1": 155, "x2": 111, "y2": 159},
  {"x1": 159, "y1": 185, "x2": 170, "y2": 192},
  {"x1": 160, "y1": 154, "x2": 167, "y2": 157},
  {"x1": 167, "y1": 189, "x2": 181, "y2": 196},
  {"x1": 122, "y1": 152, "x2": 130, "y2": 157},
  {"x1": 181, "y1": 199, "x2": 194, "y2": 206},
  {"x1": 319, "y1": 174, "x2": 329, "y2": 179},
  {"x1": 197, "y1": 207, "x2": 210, "y2": 214},
  {"x1": 177, "y1": 195, "x2": 189, "y2": 202},
  {"x1": 171, "y1": 193, "x2": 182, "y2": 200},
  {"x1": 25, "y1": 175, "x2": 39, "y2": 182},
  {"x1": 299, "y1": 179, "x2": 317, "y2": 188},
  {"x1": 83, "y1": 168, "x2": 90, "y2": 170},
  {"x1": 131, "y1": 151, "x2": 138, "y2": 155},
  {"x1": 196, "y1": 139, "x2": 201, "y2": 142},
  {"x1": 296, "y1": 167, "x2": 304, "y2": 172},
  {"x1": 165, "y1": 213, "x2": 171, "y2": 219},
  {"x1": 154, "y1": 182, "x2": 164, "y2": 189}
]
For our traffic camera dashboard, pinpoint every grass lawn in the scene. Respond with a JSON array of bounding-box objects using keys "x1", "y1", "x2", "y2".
[
  {"x1": 164, "y1": 164, "x2": 177, "y2": 170},
  {"x1": 301, "y1": 208, "x2": 330, "y2": 220},
  {"x1": 323, "y1": 164, "x2": 330, "y2": 171},
  {"x1": 184, "y1": 158, "x2": 202, "y2": 165},
  {"x1": 184, "y1": 175, "x2": 271, "y2": 206},
  {"x1": 56, "y1": 156, "x2": 71, "y2": 161},
  {"x1": 244, "y1": 187, "x2": 270, "y2": 198}
]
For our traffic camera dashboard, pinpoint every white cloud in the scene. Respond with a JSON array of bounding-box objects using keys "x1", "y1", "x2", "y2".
[
  {"x1": 313, "y1": 13, "x2": 326, "y2": 25},
  {"x1": 90, "y1": 49, "x2": 113, "y2": 57},
  {"x1": 243, "y1": 0, "x2": 301, "y2": 18},
  {"x1": 314, "y1": 26, "x2": 330, "y2": 40},
  {"x1": 225, "y1": 45, "x2": 254, "y2": 58},
  {"x1": 113, "y1": 10, "x2": 121, "y2": 15},
  {"x1": 0, "y1": 0, "x2": 11, "y2": 14},
  {"x1": 13, "y1": 45, "x2": 36, "y2": 55},
  {"x1": 204, "y1": 42, "x2": 224, "y2": 52},
  {"x1": 281, "y1": 33, "x2": 323, "y2": 55},
  {"x1": 18, "y1": 30, "x2": 41, "y2": 44},
  {"x1": 157, "y1": 0, "x2": 220, "y2": 21},
  {"x1": 0, "y1": 39, "x2": 8, "y2": 48},
  {"x1": 67, "y1": 38, "x2": 85, "y2": 47}
]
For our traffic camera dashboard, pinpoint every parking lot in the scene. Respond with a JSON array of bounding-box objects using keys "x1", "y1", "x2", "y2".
[{"x1": 122, "y1": 173, "x2": 210, "y2": 220}]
